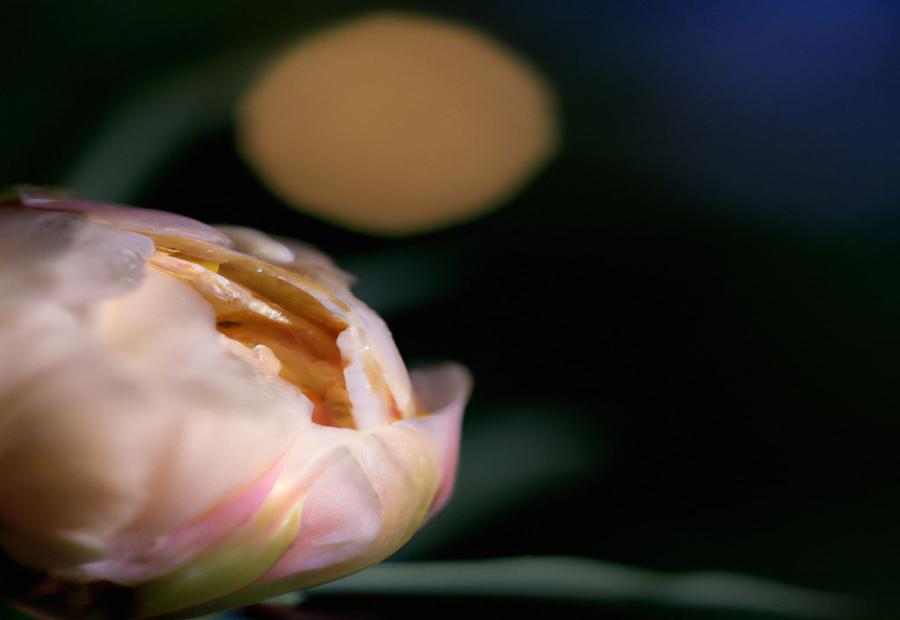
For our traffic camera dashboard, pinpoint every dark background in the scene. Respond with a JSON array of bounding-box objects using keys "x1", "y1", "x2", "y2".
[{"x1": 3, "y1": 1, "x2": 900, "y2": 618}]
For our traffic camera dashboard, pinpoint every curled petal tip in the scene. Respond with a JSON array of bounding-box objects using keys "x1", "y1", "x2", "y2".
[{"x1": 407, "y1": 363, "x2": 472, "y2": 517}]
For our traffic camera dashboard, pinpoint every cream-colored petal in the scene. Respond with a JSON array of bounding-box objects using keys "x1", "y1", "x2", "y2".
[
  {"x1": 0, "y1": 208, "x2": 154, "y2": 306},
  {"x1": 0, "y1": 302, "x2": 167, "y2": 567},
  {"x1": 215, "y1": 225, "x2": 296, "y2": 265},
  {"x1": 18, "y1": 188, "x2": 232, "y2": 247},
  {"x1": 188, "y1": 365, "x2": 470, "y2": 610},
  {"x1": 88, "y1": 268, "x2": 311, "y2": 552},
  {"x1": 0, "y1": 263, "x2": 311, "y2": 574}
]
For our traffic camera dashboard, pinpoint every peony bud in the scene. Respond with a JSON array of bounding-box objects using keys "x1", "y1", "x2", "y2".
[{"x1": 0, "y1": 189, "x2": 470, "y2": 618}]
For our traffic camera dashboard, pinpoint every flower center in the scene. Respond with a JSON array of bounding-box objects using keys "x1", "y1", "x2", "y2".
[{"x1": 147, "y1": 235, "x2": 357, "y2": 429}]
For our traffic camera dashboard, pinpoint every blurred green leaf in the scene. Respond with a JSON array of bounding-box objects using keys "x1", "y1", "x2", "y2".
[
  {"x1": 343, "y1": 243, "x2": 463, "y2": 316},
  {"x1": 0, "y1": 605, "x2": 29, "y2": 620},
  {"x1": 395, "y1": 402, "x2": 606, "y2": 559},
  {"x1": 64, "y1": 50, "x2": 267, "y2": 202},
  {"x1": 309, "y1": 557, "x2": 858, "y2": 619}
]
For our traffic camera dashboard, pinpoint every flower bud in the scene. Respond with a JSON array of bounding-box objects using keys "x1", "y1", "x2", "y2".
[{"x1": 0, "y1": 190, "x2": 470, "y2": 618}]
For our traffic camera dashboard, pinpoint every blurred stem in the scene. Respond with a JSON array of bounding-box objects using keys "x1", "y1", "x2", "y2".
[
  {"x1": 309, "y1": 556, "x2": 856, "y2": 619},
  {"x1": 64, "y1": 49, "x2": 269, "y2": 202}
]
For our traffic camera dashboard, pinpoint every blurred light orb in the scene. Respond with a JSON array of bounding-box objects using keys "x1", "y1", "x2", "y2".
[{"x1": 238, "y1": 13, "x2": 558, "y2": 235}]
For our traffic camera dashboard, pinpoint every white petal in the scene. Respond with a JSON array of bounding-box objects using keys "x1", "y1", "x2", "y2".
[
  {"x1": 0, "y1": 208, "x2": 154, "y2": 306},
  {"x1": 90, "y1": 268, "x2": 311, "y2": 541},
  {"x1": 215, "y1": 226, "x2": 296, "y2": 264}
]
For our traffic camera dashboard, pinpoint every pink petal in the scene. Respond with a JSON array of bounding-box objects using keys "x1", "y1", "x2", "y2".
[
  {"x1": 251, "y1": 364, "x2": 470, "y2": 590},
  {"x1": 17, "y1": 187, "x2": 232, "y2": 247},
  {"x1": 80, "y1": 458, "x2": 287, "y2": 585},
  {"x1": 261, "y1": 446, "x2": 383, "y2": 582},
  {"x1": 402, "y1": 363, "x2": 472, "y2": 517}
]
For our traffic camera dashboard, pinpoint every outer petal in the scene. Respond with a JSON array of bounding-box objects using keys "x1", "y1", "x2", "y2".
[
  {"x1": 179, "y1": 363, "x2": 471, "y2": 615},
  {"x1": 402, "y1": 363, "x2": 472, "y2": 517},
  {"x1": 0, "y1": 210, "x2": 308, "y2": 575},
  {"x1": 77, "y1": 459, "x2": 285, "y2": 586},
  {"x1": 0, "y1": 302, "x2": 163, "y2": 568},
  {"x1": 17, "y1": 187, "x2": 232, "y2": 247},
  {"x1": 74, "y1": 269, "x2": 311, "y2": 578},
  {"x1": 0, "y1": 207, "x2": 154, "y2": 306},
  {"x1": 0, "y1": 209, "x2": 159, "y2": 566}
]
